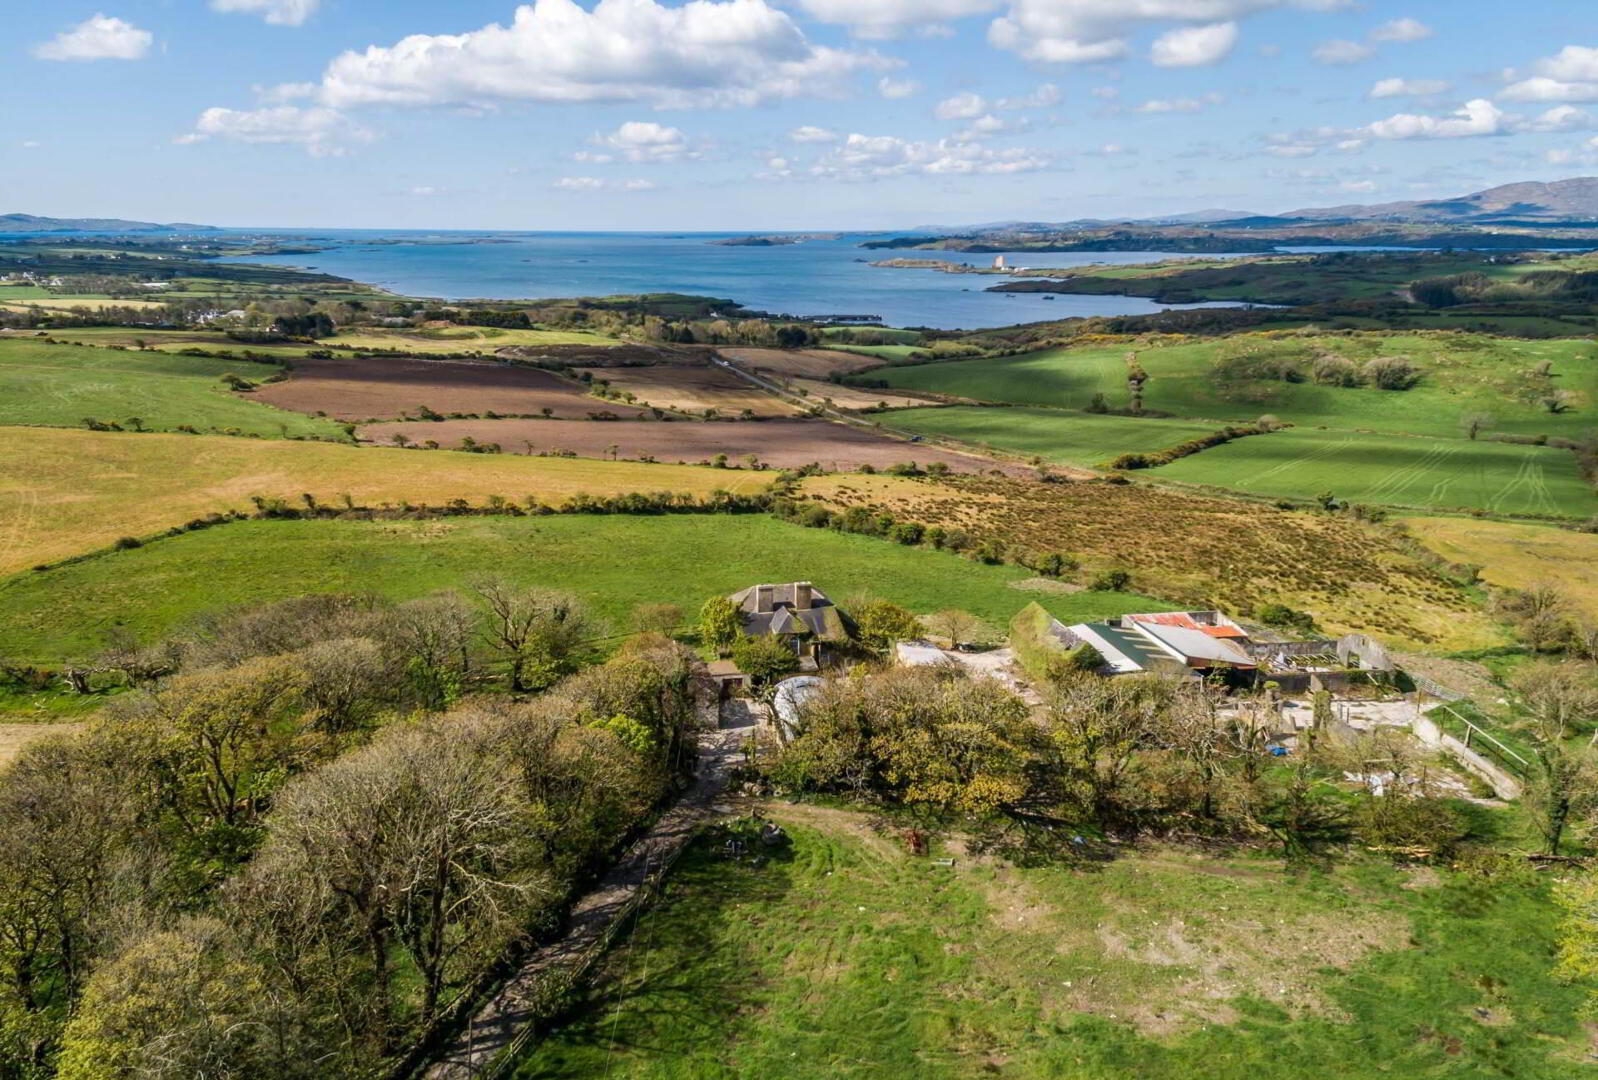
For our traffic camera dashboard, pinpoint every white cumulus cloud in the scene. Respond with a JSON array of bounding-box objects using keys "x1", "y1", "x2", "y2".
[
  {"x1": 553, "y1": 176, "x2": 654, "y2": 191},
  {"x1": 312, "y1": 0, "x2": 888, "y2": 110},
  {"x1": 1502, "y1": 46, "x2": 1598, "y2": 103},
  {"x1": 1134, "y1": 93, "x2": 1224, "y2": 114},
  {"x1": 33, "y1": 14, "x2": 152, "y2": 61},
  {"x1": 1367, "y1": 98, "x2": 1504, "y2": 139},
  {"x1": 177, "y1": 105, "x2": 375, "y2": 156},
  {"x1": 1313, "y1": 38, "x2": 1373, "y2": 65},
  {"x1": 935, "y1": 91, "x2": 989, "y2": 121},
  {"x1": 210, "y1": 0, "x2": 320, "y2": 27},
  {"x1": 1150, "y1": 21, "x2": 1238, "y2": 68},
  {"x1": 1369, "y1": 77, "x2": 1449, "y2": 99},
  {"x1": 987, "y1": 0, "x2": 1338, "y2": 66},
  {"x1": 1370, "y1": 18, "x2": 1431, "y2": 43},
  {"x1": 590, "y1": 120, "x2": 695, "y2": 163},
  {"x1": 793, "y1": 0, "x2": 999, "y2": 39},
  {"x1": 877, "y1": 76, "x2": 921, "y2": 99},
  {"x1": 814, "y1": 132, "x2": 1051, "y2": 180},
  {"x1": 789, "y1": 125, "x2": 840, "y2": 143}
]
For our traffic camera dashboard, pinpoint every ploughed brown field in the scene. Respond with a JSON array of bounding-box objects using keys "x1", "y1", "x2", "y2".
[
  {"x1": 718, "y1": 347, "x2": 882, "y2": 379},
  {"x1": 358, "y1": 417, "x2": 1022, "y2": 474},
  {"x1": 250, "y1": 354, "x2": 637, "y2": 422},
  {"x1": 577, "y1": 364, "x2": 801, "y2": 418}
]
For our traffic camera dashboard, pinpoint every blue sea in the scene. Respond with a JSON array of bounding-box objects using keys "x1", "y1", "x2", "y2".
[{"x1": 220, "y1": 229, "x2": 1270, "y2": 331}]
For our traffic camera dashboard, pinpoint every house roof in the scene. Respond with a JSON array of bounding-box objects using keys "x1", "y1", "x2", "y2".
[
  {"x1": 1133, "y1": 622, "x2": 1256, "y2": 667},
  {"x1": 730, "y1": 582, "x2": 849, "y2": 642},
  {"x1": 1127, "y1": 611, "x2": 1249, "y2": 639},
  {"x1": 1072, "y1": 623, "x2": 1166, "y2": 674}
]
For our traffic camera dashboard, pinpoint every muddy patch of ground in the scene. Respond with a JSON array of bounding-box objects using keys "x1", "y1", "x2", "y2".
[
  {"x1": 358, "y1": 417, "x2": 1021, "y2": 474},
  {"x1": 253, "y1": 354, "x2": 627, "y2": 422},
  {"x1": 578, "y1": 364, "x2": 801, "y2": 418},
  {"x1": 720, "y1": 348, "x2": 884, "y2": 380}
]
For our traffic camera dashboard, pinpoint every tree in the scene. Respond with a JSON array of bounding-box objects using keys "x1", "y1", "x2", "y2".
[
  {"x1": 55, "y1": 919, "x2": 276, "y2": 1080},
  {"x1": 1065, "y1": 643, "x2": 1105, "y2": 672},
  {"x1": 924, "y1": 609, "x2": 981, "y2": 648},
  {"x1": 631, "y1": 602, "x2": 684, "y2": 638},
  {"x1": 1460, "y1": 411, "x2": 1495, "y2": 440},
  {"x1": 853, "y1": 599, "x2": 921, "y2": 655},
  {"x1": 1042, "y1": 675, "x2": 1181, "y2": 830},
  {"x1": 473, "y1": 582, "x2": 593, "y2": 692},
  {"x1": 1513, "y1": 662, "x2": 1598, "y2": 853},
  {"x1": 730, "y1": 634, "x2": 800, "y2": 687},
  {"x1": 698, "y1": 596, "x2": 742, "y2": 655},
  {"x1": 234, "y1": 721, "x2": 546, "y2": 1055}
]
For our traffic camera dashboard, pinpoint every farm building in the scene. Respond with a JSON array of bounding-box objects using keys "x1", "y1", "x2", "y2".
[
  {"x1": 728, "y1": 581, "x2": 851, "y2": 666},
  {"x1": 1010, "y1": 603, "x2": 1393, "y2": 691}
]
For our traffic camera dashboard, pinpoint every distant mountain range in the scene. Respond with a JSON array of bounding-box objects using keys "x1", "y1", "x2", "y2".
[
  {"x1": 0, "y1": 214, "x2": 218, "y2": 234},
  {"x1": 1279, "y1": 177, "x2": 1598, "y2": 224},
  {"x1": 916, "y1": 178, "x2": 1598, "y2": 234}
]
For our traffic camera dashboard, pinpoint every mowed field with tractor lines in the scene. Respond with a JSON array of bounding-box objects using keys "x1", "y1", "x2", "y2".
[
  {"x1": 853, "y1": 331, "x2": 1597, "y2": 518},
  {"x1": 1154, "y1": 428, "x2": 1591, "y2": 518},
  {"x1": 863, "y1": 333, "x2": 1597, "y2": 440}
]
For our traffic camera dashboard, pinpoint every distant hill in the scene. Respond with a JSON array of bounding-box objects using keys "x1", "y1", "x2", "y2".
[
  {"x1": 0, "y1": 213, "x2": 219, "y2": 234},
  {"x1": 1283, "y1": 177, "x2": 1598, "y2": 223}
]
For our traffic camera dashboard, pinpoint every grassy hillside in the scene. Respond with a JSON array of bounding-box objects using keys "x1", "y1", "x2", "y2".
[
  {"x1": 798, "y1": 474, "x2": 1505, "y2": 650},
  {"x1": 510, "y1": 804, "x2": 1586, "y2": 1080},
  {"x1": 0, "y1": 515, "x2": 1156, "y2": 661},
  {"x1": 1154, "y1": 428, "x2": 1592, "y2": 518},
  {"x1": 0, "y1": 337, "x2": 348, "y2": 438},
  {"x1": 1404, "y1": 516, "x2": 1598, "y2": 621},
  {"x1": 866, "y1": 333, "x2": 1597, "y2": 441},
  {"x1": 887, "y1": 408, "x2": 1225, "y2": 467},
  {"x1": 0, "y1": 427, "x2": 772, "y2": 575}
]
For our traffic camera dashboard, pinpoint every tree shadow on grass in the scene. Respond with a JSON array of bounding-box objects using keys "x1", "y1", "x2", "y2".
[{"x1": 517, "y1": 830, "x2": 800, "y2": 1075}]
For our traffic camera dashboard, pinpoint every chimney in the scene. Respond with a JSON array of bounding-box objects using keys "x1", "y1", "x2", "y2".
[
  {"x1": 794, "y1": 582, "x2": 813, "y2": 610},
  {"x1": 755, "y1": 585, "x2": 774, "y2": 613}
]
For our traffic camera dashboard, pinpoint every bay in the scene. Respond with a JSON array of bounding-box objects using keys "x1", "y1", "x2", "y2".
[{"x1": 222, "y1": 229, "x2": 1265, "y2": 331}]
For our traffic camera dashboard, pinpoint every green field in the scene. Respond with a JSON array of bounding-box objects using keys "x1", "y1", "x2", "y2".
[
  {"x1": 510, "y1": 805, "x2": 1587, "y2": 1080},
  {"x1": 0, "y1": 514, "x2": 1157, "y2": 661},
  {"x1": 0, "y1": 337, "x2": 348, "y2": 439},
  {"x1": 41, "y1": 324, "x2": 620, "y2": 355},
  {"x1": 866, "y1": 333, "x2": 1598, "y2": 441},
  {"x1": 888, "y1": 407, "x2": 1224, "y2": 467},
  {"x1": 1156, "y1": 428, "x2": 1593, "y2": 517}
]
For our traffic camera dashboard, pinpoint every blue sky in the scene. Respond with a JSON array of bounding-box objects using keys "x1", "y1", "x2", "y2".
[{"x1": 6, "y1": 1, "x2": 1598, "y2": 229}]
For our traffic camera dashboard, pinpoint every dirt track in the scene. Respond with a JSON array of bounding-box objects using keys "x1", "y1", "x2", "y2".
[
  {"x1": 251, "y1": 354, "x2": 637, "y2": 422},
  {"x1": 359, "y1": 417, "x2": 1020, "y2": 474}
]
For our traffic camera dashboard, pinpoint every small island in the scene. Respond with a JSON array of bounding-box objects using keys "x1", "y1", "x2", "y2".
[{"x1": 710, "y1": 233, "x2": 839, "y2": 247}]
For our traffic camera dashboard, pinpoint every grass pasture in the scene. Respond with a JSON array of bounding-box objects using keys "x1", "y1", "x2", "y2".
[
  {"x1": 0, "y1": 337, "x2": 348, "y2": 439},
  {"x1": 1153, "y1": 428, "x2": 1594, "y2": 518},
  {"x1": 1404, "y1": 516, "x2": 1598, "y2": 621},
  {"x1": 866, "y1": 333, "x2": 1598, "y2": 442},
  {"x1": 0, "y1": 426, "x2": 772, "y2": 576},
  {"x1": 886, "y1": 407, "x2": 1225, "y2": 467},
  {"x1": 0, "y1": 514, "x2": 1156, "y2": 662},
  {"x1": 510, "y1": 804, "x2": 1587, "y2": 1080}
]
